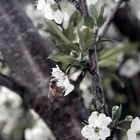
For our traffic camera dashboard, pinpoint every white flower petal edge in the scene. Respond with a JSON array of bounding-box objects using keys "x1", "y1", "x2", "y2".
[
  {"x1": 37, "y1": 0, "x2": 63, "y2": 24},
  {"x1": 53, "y1": 9, "x2": 64, "y2": 24},
  {"x1": 44, "y1": 4, "x2": 54, "y2": 20},
  {"x1": 81, "y1": 111, "x2": 112, "y2": 140},
  {"x1": 37, "y1": 0, "x2": 46, "y2": 10},
  {"x1": 81, "y1": 125, "x2": 94, "y2": 140},
  {"x1": 127, "y1": 117, "x2": 140, "y2": 140},
  {"x1": 52, "y1": 65, "x2": 65, "y2": 80},
  {"x1": 51, "y1": 65, "x2": 74, "y2": 96},
  {"x1": 96, "y1": 113, "x2": 112, "y2": 128},
  {"x1": 86, "y1": 0, "x2": 98, "y2": 6},
  {"x1": 88, "y1": 111, "x2": 99, "y2": 124},
  {"x1": 63, "y1": 77, "x2": 74, "y2": 96},
  {"x1": 91, "y1": 0, "x2": 98, "y2": 5},
  {"x1": 98, "y1": 127, "x2": 111, "y2": 140}
]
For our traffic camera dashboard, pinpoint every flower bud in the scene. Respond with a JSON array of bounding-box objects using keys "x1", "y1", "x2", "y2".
[{"x1": 125, "y1": 115, "x2": 133, "y2": 121}]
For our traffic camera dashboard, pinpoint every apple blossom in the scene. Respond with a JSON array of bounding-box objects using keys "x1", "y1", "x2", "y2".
[
  {"x1": 37, "y1": 0, "x2": 63, "y2": 24},
  {"x1": 86, "y1": 0, "x2": 98, "y2": 6},
  {"x1": 51, "y1": 65, "x2": 74, "y2": 96},
  {"x1": 81, "y1": 111, "x2": 112, "y2": 140},
  {"x1": 127, "y1": 117, "x2": 140, "y2": 140}
]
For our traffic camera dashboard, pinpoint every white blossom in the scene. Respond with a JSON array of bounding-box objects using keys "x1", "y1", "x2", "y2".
[
  {"x1": 25, "y1": 110, "x2": 55, "y2": 140},
  {"x1": 37, "y1": 0, "x2": 63, "y2": 24},
  {"x1": 127, "y1": 117, "x2": 140, "y2": 140},
  {"x1": 37, "y1": 0, "x2": 46, "y2": 10},
  {"x1": 0, "y1": 87, "x2": 23, "y2": 135},
  {"x1": 120, "y1": 59, "x2": 140, "y2": 78},
  {"x1": 81, "y1": 111, "x2": 112, "y2": 140},
  {"x1": 91, "y1": 0, "x2": 98, "y2": 5},
  {"x1": 86, "y1": 0, "x2": 98, "y2": 6},
  {"x1": 25, "y1": 120, "x2": 48, "y2": 140},
  {"x1": 51, "y1": 65, "x2": 74, "y2": 96}
]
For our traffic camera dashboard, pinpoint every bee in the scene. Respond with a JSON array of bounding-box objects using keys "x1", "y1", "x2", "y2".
[{"x1": 48, "y1": 78, "x2": 65, "y2": 101}]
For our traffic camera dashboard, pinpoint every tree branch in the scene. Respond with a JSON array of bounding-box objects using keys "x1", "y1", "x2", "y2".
[
  {"x1": 68, "y1": 0, "x2": 110, "y2": 114},
  {"x1": 99, "y1": 0, "x2": 125, "y2": 38},
  {"x1": 89, "y1": 46, "x2": 109, "y2": 114},
  {"x1": 0, "y1": 0, "x2": 88, "y2": 140}
]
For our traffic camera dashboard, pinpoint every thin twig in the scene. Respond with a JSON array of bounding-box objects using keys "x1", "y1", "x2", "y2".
[
  {"x1": 89, "y1": 0, "x2": 126, "y2": 115},
  {"x1": 98, "y1": 0, "x2": 125, "y2": 38}
]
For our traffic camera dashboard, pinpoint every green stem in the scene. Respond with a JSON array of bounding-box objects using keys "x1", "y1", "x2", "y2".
[
  {"x1": 117, "y1": 120, "x2": 132, "y2": 125},
  {"x1": 116, "y1": 126, "x2": 127, "y2": 132}
]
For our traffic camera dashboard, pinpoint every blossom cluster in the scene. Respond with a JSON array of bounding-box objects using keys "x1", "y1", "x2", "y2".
[
  {"x1": 81, "y1": 110, "x2": 140, "y2": 140},
  {"x1": 0, "y1": 87, "x2": 23, "y2": 137},
  {"x1": 81, "y1": 111, "x2": 112, "y2": 140}
]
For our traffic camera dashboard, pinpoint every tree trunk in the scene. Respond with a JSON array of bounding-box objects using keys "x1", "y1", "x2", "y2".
[{"x1": 0, "y1": 0, "x2": 88, "y2": 139}]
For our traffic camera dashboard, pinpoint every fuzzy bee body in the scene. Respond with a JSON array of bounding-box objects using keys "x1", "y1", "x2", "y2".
[{"x1": 48, "y1": 78, "x2": 65, "y2": 100}]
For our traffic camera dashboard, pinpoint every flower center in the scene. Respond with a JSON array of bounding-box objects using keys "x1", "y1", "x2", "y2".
[
  {"x1": 94, "y1": 127, "x2": 100, "y2": 133},
  {"x1": 136, "y1": 131, "x2": 140, "y2": 138}
]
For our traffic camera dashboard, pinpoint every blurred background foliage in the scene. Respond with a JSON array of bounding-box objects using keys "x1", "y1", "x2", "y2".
[{"x1": 0, "y1": 0, "x2": 140, "y2": 140}]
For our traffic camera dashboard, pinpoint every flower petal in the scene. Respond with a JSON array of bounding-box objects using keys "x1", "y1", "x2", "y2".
[
  {"x1": 127, "y1": 129, "x2": 137, "y2": 140},
  {"x1": 81, "y1": 125, "x2": 99, "y2": 140},
  {"x1": 64, "y1": 79, "x2": 74, "y2": 96},
  {"x1": 51, "y1": 65, "x2": 74, "y2": 96},
  {"x1": 131, "y1": 117, "x2": 140, "y2": 131},
  {"x1": 99, "y1": 128, "x2": 111, "y2": 140},
  {"x1": 88, "y1": 111, "x2": 99, "y2": 125},
  {"x1": 51, "y1": 65, "x2": 65, "y2": 79},
  {"x1": 96, "y1": 113, "x2": 112, "y2": 128},
  {"x1": 37, "y1": 0, "x2": 46, "y2": 10},
  {"x1": 53, "y1": 9, "x2": 63, "y2": 24},
  {"x1": 44, "y1": 4, "x2": 54, "y2": 20}
]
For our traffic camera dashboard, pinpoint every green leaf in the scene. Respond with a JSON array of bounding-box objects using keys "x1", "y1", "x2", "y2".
[
  {"x1": 45, "y1": 19, "x2": 80, "y2": 51},
  {"x1": 97, "y1": 15, "x2": 105, "y2": 27},
  {"x1": 98, "y1": 47, "x2": 123, "y2": 61},
  {"x1": 78, "y1": 26, "x2": 94, "y2": 51},
  {"x1": 56, "y1": 41, "x2": 80, "y2": 52},
  {"x1": 99, "y1": 59, "x2": 118, "y2": 67},
  {"x1": 117, "y1": 105, "x2": 122, "y2": 121},
  {"x1": 105, "y1": 73, "x2": 124, "y2": 87},
  {"x1": 84, "y1": 16, "x2": 95, "y2": 29},
  {"x1": 112, "y1": 105, "x2": 122, "y2": 126},
  {"x1": 69, "y1": 10, "x2": 82, "y2": 27},
  {"x1": 64, "y1": 11, "x2": 82, "y2": 42},
  {"x1": 91, "y1": 5, "x2": 98, "y2": 24},
  {"x1": 97, "y1": 4, "x2": 106, "y2": 27},
  {"x1": 44, "y1": 19, "x2": 71, "y2": 44},
  {"x1": 100, "y1": 4, "x2": 106, "y2": 17},
  {"x1": 48, "y1": 53, "x2": 78, "y2": 67},
  {"x1": 64, "y1": 26, "x2": 77, "y2": 42}
]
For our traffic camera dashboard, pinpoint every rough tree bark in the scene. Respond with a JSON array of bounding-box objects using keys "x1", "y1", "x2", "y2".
[{"x1": 0, "y1": 0, "x2": 88, "y2": 140}]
